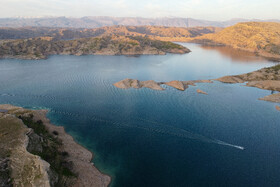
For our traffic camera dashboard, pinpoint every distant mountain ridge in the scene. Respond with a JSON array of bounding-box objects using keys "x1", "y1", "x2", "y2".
[
  {"x1": 0, "y1": 16, "x2": 279, "y2": 28},
  {"x1": 0, "y1": 26, "x2": 221, "y2": 41}
]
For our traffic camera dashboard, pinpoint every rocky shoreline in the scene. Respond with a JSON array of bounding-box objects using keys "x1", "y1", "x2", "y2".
[
  {"x1": 113, "y1": 64, "x2": 280, "y2": 111},
  {"x1": 113, "y1": 78, "x2": 213, "y2": 91},
  {"x1": 0, "y1": 104, "x2": 111, "y2": 187}
]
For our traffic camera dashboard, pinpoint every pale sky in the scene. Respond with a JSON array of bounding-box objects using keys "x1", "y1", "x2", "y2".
[{"x1": 0, "y1": 0, "x2": 279, "y2": 20}]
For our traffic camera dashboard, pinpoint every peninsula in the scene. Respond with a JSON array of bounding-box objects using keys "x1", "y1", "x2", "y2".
[
  {"x1": 0, "y1": 35, "x2": 190, "y2": 60},
  {"x1": 0, "y1": 104, "x2": 110, "y2": 187},
  {"x1": 192, "y1": 22, "x2": 280, "y2": 61}
]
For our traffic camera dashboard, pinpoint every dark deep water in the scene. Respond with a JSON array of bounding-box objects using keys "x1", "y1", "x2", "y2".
[{"x1": 0, "y1": 43, "x2": 280, "y2": 187}]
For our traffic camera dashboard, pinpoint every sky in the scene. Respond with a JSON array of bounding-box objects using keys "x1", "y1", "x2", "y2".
[{"x1": 0, "y1": 0, "x2": 279, "y2": 21}]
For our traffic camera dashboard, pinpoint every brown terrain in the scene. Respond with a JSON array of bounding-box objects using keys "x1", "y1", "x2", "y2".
[
  {"x1": 114, "y1": 64, "x2": 280, "y2": 110},
  {"x1": 0, "y1": 104, "x2": 110, "y2": 187},
  {"x1": 192, "y1": 22, "x2": 280, "y2": 61},
  {"x1": 196, "y1": 89, "x2": 208, "y2": 95},
  {"x1": 0, "y1": 35, "x2": 190, "y2": 60},
  {"x1": 0, "y1": 25, "x2": 220, "y2": 41},
  {"x1": 113, "y1": 78, "x2": 212, "y2": 91}
]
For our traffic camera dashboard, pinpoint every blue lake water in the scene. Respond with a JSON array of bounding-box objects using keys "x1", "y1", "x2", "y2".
[{"x1": 0, "y1": 43, "x2": 280, "y2": 186}]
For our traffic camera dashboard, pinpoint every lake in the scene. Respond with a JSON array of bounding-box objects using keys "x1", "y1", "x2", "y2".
[{"x1": 0, "y1": 43, "x2": 279, "y2": 187}]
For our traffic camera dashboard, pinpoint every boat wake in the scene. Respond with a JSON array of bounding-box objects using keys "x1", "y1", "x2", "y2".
[{"x1": 51, "y1": 109, "x2": 245, "y2": 150}]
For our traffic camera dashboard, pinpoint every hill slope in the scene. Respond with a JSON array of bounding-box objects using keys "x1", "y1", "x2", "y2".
[
  {"x1": 193, "y1": 22, "x2": 280, "y2": 60},
  {"x1": 0, "y1": 36, "x2": 190, "y2": 59}
]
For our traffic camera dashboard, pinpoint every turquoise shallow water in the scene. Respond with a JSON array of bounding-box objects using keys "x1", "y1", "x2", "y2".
[{"x1": 0, "y1": 43, "x2": 280, "y2": 186}]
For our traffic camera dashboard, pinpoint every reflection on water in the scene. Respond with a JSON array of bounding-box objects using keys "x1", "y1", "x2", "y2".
[
  {"x1": 200, "y1": 45, "x2": 266, "y2": 62},
  {"x1": 0, "y1": 43, "x2": 280, "y2": 187}
]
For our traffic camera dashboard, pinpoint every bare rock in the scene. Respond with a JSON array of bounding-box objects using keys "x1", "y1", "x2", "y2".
[
  {"x1": 140, "y1": 80, "x2": 164, "y2": 90},
  {"x1": 164, "y1": 81, "x2": 186, "y2": 91},
  {"x1": 114, "y1": 79, "x2": 164, "y2": 90},
  {"x1": 113, "y1": 78, "x2": 141, "y2": 89},
  {"x1": 246, "y1": 81, "x2": 280, "y2": 91},
  {"x1": 197, "y1": 89, "x2": 208, "y2": 95},
  {"x1": 216, "y1": 76, "x2": 245, "y2": 83},
  {"x1": 259, "y1": 93, "x2": 280, "y2": 103}
]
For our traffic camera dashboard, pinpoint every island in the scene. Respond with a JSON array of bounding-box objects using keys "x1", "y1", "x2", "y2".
[
  {"x1": 0, "y1": 104, "x2": 110, "y2": 187},
  {"x1": 0, "y1": 35, "x2": 190, "y2": 60},
  {"x1": 113, "y1": 79, "x2": 213, "y2": 91},
  {"x1": 113, "y1": 64, "x2": 280, "y2": 110}
]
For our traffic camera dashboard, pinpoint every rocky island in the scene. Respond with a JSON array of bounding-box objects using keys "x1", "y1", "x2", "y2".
[
  {"x1": 0, "y1": 35, "x2": 190, "y2": 60},
  {"x1": 113, "y1": 78, "x2": 212, "y2": 91},
  {"x1": 0, "y1": 104, "x2": 110, "y2": 187},
  {"x1": 114, "y1": 64, "x2": 280, "y2": 110}
]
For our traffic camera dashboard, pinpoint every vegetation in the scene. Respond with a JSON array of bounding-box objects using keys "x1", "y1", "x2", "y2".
[
  {"x1": 266, "y1": 64, "x2": 280, "y2": 71},
  {"x1": 0, "y1": 35, "x2": 190, "y2": 59},
  {"x1": 19, "y1": 114, "x2": 76, "y2": 186}
]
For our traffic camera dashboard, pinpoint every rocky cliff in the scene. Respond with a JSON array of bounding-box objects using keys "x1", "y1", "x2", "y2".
[{"x1": 0, "y1": 104, "x2": 111, "y2": 187}]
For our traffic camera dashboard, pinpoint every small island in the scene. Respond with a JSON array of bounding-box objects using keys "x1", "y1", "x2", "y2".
[
  {"x1": 0, "y1": 104, "x2": 110, "y2": 187},
  {"x1": 113, "y1": 64, "x2": 280, "y2": 110}
]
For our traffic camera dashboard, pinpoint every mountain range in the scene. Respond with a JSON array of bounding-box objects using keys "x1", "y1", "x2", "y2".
[
  {"x1": 0, "y1": 26, "x2": 220, "y2": 41},
  {"x1": 0, "y1": 16, "x2": 279, "y2": 28}
]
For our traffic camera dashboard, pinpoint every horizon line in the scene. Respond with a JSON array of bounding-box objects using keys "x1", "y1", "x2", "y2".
[{"x1": 0, "y1": 16, "x2": 279, "y2": 22}]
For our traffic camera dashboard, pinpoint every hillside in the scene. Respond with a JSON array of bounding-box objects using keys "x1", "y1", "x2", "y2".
[
  {"x1": 0, "y1": 26, "x2": 220, "y2": 41},
  {"x1": 0, "y1": 104, "x2": 110, "y2": 187},
  {"x1": 0, "y1": 35, "x2": 190, "y2": 60},
  {"x1": 192, "y1": 22, "x2": 280, "y2": 60},
  {"x1": 0, "y1": 17, "x2": 279, "y2": 28}
]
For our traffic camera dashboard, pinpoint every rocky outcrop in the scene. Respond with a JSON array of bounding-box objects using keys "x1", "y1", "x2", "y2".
[
  {"x1": 0, "y1": 106, "x2": 51, "y2": 187},
  {"x1": 216, "y1": 76, "x2": 245, "y2": 83},
  {"x1": 0, "y1": 104, "x2": 110, "y2": 187},
  {"x1": 259, "y1": 93, "x2": 280, "y2": 103},
  {"x1": 113, "y1": 78, "x2": 164, "y2": 90},
  {"x1": 197, "y1": 89, "x2": 208, "y2": 95},
  {"x1": 114, "y1": 79, "x2": 213, "y2": 91},
  {"x1": 246, "y1": 81, "x2": 280, "y2": 91},
  {"x1": 216, "y1": 64, "x2": 280, "y2": 106},
  {"x1": 217, "y1": 64, "x2": 280, "y2": 90},
  {"x1": 164, "y1": 81, "x2": 185, "y2": 91}
]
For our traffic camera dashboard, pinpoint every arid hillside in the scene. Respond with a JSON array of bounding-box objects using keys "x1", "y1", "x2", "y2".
[
  {"x1": 0, "y1": 35, "x2": 190, "y2": 59},
  {"x1": 192, "y1": 22, "x2": 280, "y2": 60}
]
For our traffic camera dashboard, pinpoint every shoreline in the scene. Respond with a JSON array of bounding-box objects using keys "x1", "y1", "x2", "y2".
[
  {"x1": 188, "y1": 41, "x2": 280, "y2": 62},
  {"x1": 36, "y1": 109, "x2": 112, "y2": 187},
  {"x1": 113, "y1": 64, "x2": 280, "y2": 110},
  {"x1": 0, "y1": 51, "x2": 189, "y2": 61},
  {"x1": 0, "y1": 104, "x2": 111, "y2": 187}
]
